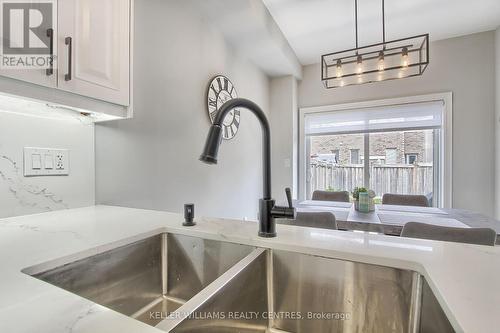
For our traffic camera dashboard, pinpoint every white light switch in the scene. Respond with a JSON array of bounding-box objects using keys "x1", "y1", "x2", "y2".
[
  {"x1": 24, "y1": 147, "x2": 69, "y2": 177},
  {"x1": 32, "y1": 154, "x2": 41, "y2": 169},
  {"x1": 44, "y1": 154, "x2": 54, "y2": 169}
]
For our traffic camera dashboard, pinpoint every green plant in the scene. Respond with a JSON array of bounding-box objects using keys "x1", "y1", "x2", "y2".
[
  {"x1": 326, "y1": 186, "x2": 341, "y2": 192},
  {"x1": 352, "y1": 187, "x2": 368, "y2": 200}
]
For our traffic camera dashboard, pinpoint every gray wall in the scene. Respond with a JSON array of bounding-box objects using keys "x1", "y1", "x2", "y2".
[
  {"x1": 269, "y1": 76, "x2": 298, "y2": 199},
  {"x1": 298, "y1": 31, "x2": 496, "y2": 217},
  {"x1": 95, "y1": 0, "x2": 270, "y2": 220},
  {"x1": 496, "y1": 27, "x2": 500, "y2": 219}
]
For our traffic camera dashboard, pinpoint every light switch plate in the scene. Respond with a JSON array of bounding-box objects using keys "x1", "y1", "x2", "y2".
[{"x1": 24, "y1": 147, "x2": 70, "y2": 177}]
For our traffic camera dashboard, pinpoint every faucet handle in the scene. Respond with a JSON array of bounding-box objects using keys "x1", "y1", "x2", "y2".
[
  {"x1": 271, "y1": 188, "x2": 296, "y2": 220},
  {"x1": 285, "y1": 187, "x2": 293, "y2": 208}
]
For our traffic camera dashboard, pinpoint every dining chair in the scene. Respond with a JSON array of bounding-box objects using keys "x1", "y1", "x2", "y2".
[
  {"x1": 382, "y1": 193, "x2": 429, "y2": 207},
  {"x1": 401, "y1": 222, "x2": 497, "y2": 246},
  {"x1": 278, "y1": 212, "x2": 338, "y2": 230},
  {"x1": 312, "y1": 190, "x2": 350, "y2": 203}
]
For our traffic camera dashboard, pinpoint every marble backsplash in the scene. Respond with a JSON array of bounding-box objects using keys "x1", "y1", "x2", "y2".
[{"x1": 0, "y1": 110, "x2": 95, "y2": 218}]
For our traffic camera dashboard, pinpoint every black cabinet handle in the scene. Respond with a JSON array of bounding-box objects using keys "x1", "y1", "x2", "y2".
[
  {"x1": 64, "y1": 37, "x2": 72, "y2": 81},
  {"x1": 45, "y1": 28, "x2": 54, "y2": 76}
]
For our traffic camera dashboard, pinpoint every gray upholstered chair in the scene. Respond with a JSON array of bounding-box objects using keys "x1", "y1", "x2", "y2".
[
  {"x1": 279, "y1": 212, "x2": 338, "y2": 230},
  {"x1": 382, "y1": 193, "x2": 429, "y2": 207},
  {"x1": 312, "y1": 190, "x2": 350, "y2": 203},
  {"x1": 401, "y1": 222, "x2": 497, "y2": 246}
]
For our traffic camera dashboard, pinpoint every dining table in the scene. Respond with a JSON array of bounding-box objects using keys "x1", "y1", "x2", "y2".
[{"x1": 295, "y1": 200, "x2": 500, "y2": 244}]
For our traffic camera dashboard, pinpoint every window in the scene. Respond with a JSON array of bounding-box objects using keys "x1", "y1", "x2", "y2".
[
  {"x1": 310, "y1": 134, "x2": 364, "y2": 193},
  {"x1": 301, "y1": 95, "x2": 451, "y2": 207},
  {"x1": 350, "y1": 149, "x2": 360, "y2": 164},
  {"x1": 370, "y1": 130, "x2": 434, "y2": 200},
  {"x1": 385, "y1": 148, "x2": 397, "y2": 164},
  {"x1": 406, "y1": 154, "x2": 418, "y2": 165}
]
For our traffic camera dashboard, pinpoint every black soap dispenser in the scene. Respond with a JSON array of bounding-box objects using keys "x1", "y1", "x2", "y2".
[{"x1": 183, "y1": 203, "x2": 196, "y2": 226}]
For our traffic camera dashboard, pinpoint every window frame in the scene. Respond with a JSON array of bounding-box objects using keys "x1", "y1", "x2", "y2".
[
  {"x1": 385, "y1": 148, "x2": 398, "y2": 165},
  {"x1": 299, "y1": 93, "x2": 453, "y2": 208},
  {"x1": 405, "y1": 153, "x2": 418, "y2": 165},
  {"x1": 350, "y1": 149, "x2": 360, "y2": 165}
]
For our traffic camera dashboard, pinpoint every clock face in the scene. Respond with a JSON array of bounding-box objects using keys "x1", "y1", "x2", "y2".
[{"x1": 207, "y1": 75, "x2": 240, "y2": 140}]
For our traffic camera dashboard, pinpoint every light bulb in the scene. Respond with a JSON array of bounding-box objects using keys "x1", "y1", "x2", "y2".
[
  {"x1": 377, "y1": 51, "x2": 385, "y2": 71},
  {"x1": 401, "y1": 47, "x2": 409, "y2": 68},
  {"x1": 339, "y1": 80, "x2": 345, "y2": 87},
  {"x1": 356, "y1": 55, "x2": 363, "y2": 74},
  {"x1": 336, "y1": 59, "x2": 342, "y2": 78}
]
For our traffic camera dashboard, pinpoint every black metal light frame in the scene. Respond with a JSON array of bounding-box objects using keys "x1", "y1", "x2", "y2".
[{"x1": 321, "y1": 0, "x2": 430, "y2": 89}]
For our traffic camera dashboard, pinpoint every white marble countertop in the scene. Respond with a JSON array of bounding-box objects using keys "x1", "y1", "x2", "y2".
[{"x1": 0, "y1": 205, "x2": 498, "y2": 333}]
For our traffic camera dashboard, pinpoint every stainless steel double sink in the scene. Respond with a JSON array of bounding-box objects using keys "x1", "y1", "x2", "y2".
[{"x1": 25, "y1": 233, "x2": 455, "y2": 333}]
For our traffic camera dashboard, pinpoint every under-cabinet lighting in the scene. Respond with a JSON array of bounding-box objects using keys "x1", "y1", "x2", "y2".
[{"x1": 0, "y1": 92, "x2": 121, "y2": 122}]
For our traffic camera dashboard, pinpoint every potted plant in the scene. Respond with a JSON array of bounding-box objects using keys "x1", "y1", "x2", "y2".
[
  {"x1": 352, "y1": 187, "x2": 366, "y2": 211},
  {"x1": 352, "y1": 187, "x2": 376, "y2": 212}
]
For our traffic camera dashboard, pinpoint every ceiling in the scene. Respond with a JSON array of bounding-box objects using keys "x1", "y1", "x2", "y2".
[
  {"x1": 187, "y1": 0, "x2": 302, "y2": 78},
  {"x1": 262, "y1": 0, "x2": 500, "y2": 65}
]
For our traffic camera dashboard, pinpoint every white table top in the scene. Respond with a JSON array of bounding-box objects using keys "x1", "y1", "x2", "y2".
[
  {"x1": 297, "y1": 200, "x2": 495, "y2": 231},
  {"x1": 378, "y1": 204, "x2": 449, "y2": 215},
  {"x1": 299, "y1": 200, "x2": 353, "y2": 209}
]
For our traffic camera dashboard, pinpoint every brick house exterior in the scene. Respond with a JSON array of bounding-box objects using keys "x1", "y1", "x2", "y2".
[{"x1": 311, "y1": 130, "x2": 433, "y2": 165}]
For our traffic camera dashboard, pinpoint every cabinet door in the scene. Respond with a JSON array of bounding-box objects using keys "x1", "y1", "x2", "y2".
[
  {"x1": 0, "y1": 0, "x2": 57, "y2": 88},
  {"x1": 58, "y1": 0, "x2": 130, "y2": 106}
]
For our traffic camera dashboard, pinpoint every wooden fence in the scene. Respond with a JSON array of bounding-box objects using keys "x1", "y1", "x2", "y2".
[{"x1": 310, "y1": 161, "x2": 433, "y2": 198}]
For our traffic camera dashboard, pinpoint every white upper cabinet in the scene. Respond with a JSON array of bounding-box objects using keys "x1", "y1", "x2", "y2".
[
  {"x1": 57, "y1": 0, "x2": 130, "y2": 106},
  {"x1": 0, "y1": 0, "x2": 131, "y2": 110},
  {"x1": 0, "y1": 0, "x2": 58, "y2": 88}
]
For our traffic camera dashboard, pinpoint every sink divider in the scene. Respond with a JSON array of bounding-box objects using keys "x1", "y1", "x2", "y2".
[
  {"x1": 266, "y1": 249, "x2": 275, "y2": 330},
  {"x1": 265, "y1": 250, "x2": 293, "y2": 333},
  {"x1": 161, "y1": 233, "x2": 168, "y2": 296},
  {"x1": 408, "y1": 272, "x2": 423, "y2": 333},
  {"x1": 156, "y1": 247, "x2": 267, "y2": 332}
]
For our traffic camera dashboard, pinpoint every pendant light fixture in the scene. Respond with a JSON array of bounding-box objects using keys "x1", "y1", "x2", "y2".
[{"x1": 321, "y1": 0, "x2": 429, "y2": 89}]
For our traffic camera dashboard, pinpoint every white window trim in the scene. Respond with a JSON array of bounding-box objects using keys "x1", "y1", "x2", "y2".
[
  {"x1": 298, "y1": 92, "x2": 453, "y2": 208},
  {"x1": 385, "y1": 148, "x2": 398, "y2": 165},
  {"x1": 350, "y1": 149, "x2": 360, "y2": 165},
  {"x1": 405, "y1": 153, "x2": 418, "y2": 165}
]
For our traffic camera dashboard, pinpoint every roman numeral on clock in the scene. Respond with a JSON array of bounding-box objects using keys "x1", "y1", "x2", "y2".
[
  {"x1": 210, "y1": 84, "x2": 218, "y2": 95},
  {"x1": 208, "y1": 98, "x2": 217, "y2": 109},
  {"x1": 217, "y1": 77, "x2": 223, "y2": 91}
]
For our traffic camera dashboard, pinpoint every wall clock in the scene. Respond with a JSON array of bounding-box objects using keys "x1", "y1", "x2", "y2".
[{"x1": 207, "y1": 75, "x2": 240, "y2": 140}]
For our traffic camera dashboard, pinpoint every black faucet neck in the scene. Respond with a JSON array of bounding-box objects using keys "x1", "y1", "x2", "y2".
[{"x1": 211, "y1": 98, "x2": 272, "y2": 200}]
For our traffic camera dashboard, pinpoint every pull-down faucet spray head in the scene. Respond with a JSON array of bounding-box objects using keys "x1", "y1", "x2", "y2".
[{"x1": 199, "y1": 124, "x2": 223, "y2": 165}]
